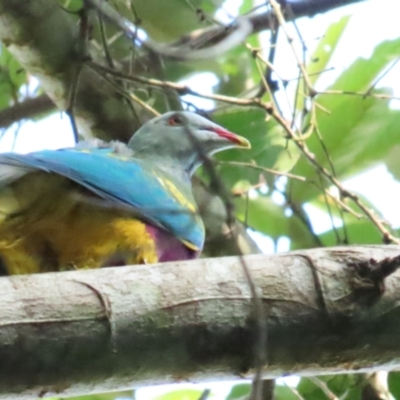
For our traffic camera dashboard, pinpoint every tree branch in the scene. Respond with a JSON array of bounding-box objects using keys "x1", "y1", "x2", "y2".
[
  {"x1": 1, "y1": 245, "x2": 400, "y2": 399},
  {"x1": 0, "y1": 0, "x2": 149, "y2": 141},
  {"x1": 173, "y1": 0, "x2": 366, "y2": 51},
  {"x1": 0, "y1": 0, "x2": 367, "y2": 134},
  {"x1": 0, "y1": 95, "x2": 55, "y2": 129}
]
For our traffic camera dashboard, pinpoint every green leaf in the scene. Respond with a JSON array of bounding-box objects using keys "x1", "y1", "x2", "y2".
[
  {"x1": 308, "y1": 15, "x2": 351, "y2": 87},
  {"x1": 234, "y1": 194, "x2": 320, "y2": 249},
  {"x1": 291, "y1": 37, "x2": 400, "y2": 203},
  {"x1": 0, "y1": 46, "x2": 26, "y2": 89},
  {"x1": 239, "y1": 0, "x2": 253, "y2": 14},
  {"x1": 62, "y1": 389, "x2": 133, "y2": 400},
  {"x1": 213, "y1": 107, "x2": 300, "y2": 188},
  {"x1": 319, "y1": 214, "x2": 383, "y2": 245},
  {"x1": 297, "y1": 375, "x2": 361, "y2": 400},
  {"x1": 344, "y1": 387, "x2": 363, "y2": 400},
  {"x1": 275, "y1": 385, "x2": 301, "y2": 400},
  {"x1": 234, "y1": 195, "x2": 288, "y2": 238},
  {"x1": 0, "y1": 46, "x2": 27, "y2": 110},
  {"x1": 388, "y1": 372, "x2": 400, "y2": 399},
  {"x1": 385, "y1": 144, "x2": 400, "y2": 180},
  {"x1": 325, "y1": 374, "x2": 357, "y2": 396},
  {"x1": 152, "y1": 388, "x2": 204, "y2": 400},
  {"x1": 297, "y1": 15, "x2": 351, "y2": 110},
  {"x1": 217, "y1": 47, "x2": 256, "y2": 97},
  {"x1": 311, "y1": 189, "x2": 389, "y2": 245},
  {"x1": 225, "y1": 383, "x2": 251, "y2": 400},
  {"x1": 296, "y1": 376, "x2": 324, "y2": 400},
  {"x1": 126, "y1": 0, "x2": 223, "y2": 42}
]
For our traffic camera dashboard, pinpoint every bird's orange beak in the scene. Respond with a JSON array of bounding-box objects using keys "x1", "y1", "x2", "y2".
[{"x1": 212, "y1": 127, "x2": 251, "y2": 149}]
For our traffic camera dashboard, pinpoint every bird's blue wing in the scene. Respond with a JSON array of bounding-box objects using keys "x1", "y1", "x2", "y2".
[{"x1": 0, "y1": 148, "x2": 204, "y2": 250}]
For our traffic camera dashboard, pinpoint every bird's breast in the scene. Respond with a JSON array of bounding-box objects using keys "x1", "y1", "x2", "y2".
[{"x1": 0, "y1": 174, "x2": 195, "y2": 275}]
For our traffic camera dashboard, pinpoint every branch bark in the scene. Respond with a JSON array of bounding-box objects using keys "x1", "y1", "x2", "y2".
[
  {"x1": 173, "y1": 0, "x2": 366, "y2": 51},
  {"x1": 0, "y1": 95, "x2": 55, "y2": 129},
  {"x1": 1, "y1": 245, "x2": 400, "y2": 399}
]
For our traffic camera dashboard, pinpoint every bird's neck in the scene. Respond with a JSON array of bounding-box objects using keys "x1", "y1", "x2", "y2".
[
  {"x1": 134, "y1": 154, "x2": 192, "y2": 184},
  {"x1": 132, "y1": 151, "x2": 198, "y2": 178},
  {"x1": 159, "y1": 163, "x2": 192, "y2": 184}
]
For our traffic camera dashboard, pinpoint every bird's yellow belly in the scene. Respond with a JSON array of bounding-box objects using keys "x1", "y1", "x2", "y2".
[{"x1": 0, "y1": 174, "x2": 158, "y2": 275}]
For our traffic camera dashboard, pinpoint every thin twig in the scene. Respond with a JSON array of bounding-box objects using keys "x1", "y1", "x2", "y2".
[
  {"x1": 284, "y1": 382, "x2": 305, "y2": 400},
  {"x1": 318, "y1": 89, "x2": 400, "y2": 102},
  {"x1": 220, "y1": 161, "x2": 306, "y2": 181},
  {"x1": 87, "y1": 61, "x2": 274, "y2": 111},
  {"x1": 272, "y1": 109, "x2": 399, "y2": 244},
  {"x1": 182, "y1": 119, "x2": 267, "y2": 400},
  {"x1": 129, "y1": 93, "x2": 159, "y2": 116},
  {"x1": 321, "y1": 187, "x2": 364, "y2": 220},
  {"x1": 86, "y1": 0, "x2": 251, "y2": 60},
  {"x1": 364, "y1": 56, "x2": 400, "y2": 96},
  {"x1": 308, "y1": 377, "x2": 340, "y2": 400},
  {"x1": 264, "y1": 0, "x2": 399, "y2": 244},
  {"x1": 269, "y1": 0, "x2": 315, "y2": 95}
]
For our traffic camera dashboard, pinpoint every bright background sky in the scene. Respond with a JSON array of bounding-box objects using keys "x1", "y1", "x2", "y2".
[{"x1": 0, "y1": 0, "x2": 399, "y2": 398}]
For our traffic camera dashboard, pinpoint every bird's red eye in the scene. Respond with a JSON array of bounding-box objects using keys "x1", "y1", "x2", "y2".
[{"x1": 168, "y1": 115, "x2": 183, "y2": 125}]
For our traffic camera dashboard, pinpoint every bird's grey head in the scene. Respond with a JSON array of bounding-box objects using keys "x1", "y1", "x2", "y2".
[{"x1": 128, "y1": 111, "x2": 250, "y2": 176}]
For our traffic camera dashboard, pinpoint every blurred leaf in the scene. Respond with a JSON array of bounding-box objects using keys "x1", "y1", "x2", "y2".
[
  {"x1": 274, "y1": 384, "x2": 300, "y2": 400},
  {"x1": 218, "y1": 46, "x2": 255, "y2": 97},
  {"x1": 324, "y1": 374, "x2": 358, "y2": 396},
  {"x1": 297, "y1": 376, "x2": 318, "y2": 396},
  {"x1": 0, "y1": 46, "x2": 27, "y2": 109},
  {"x1": 234, "y1": 194, "x2": 319, "y2": 249},
  {"x1": 335, "y1": 94, "x2": 400, "y2": 176},
  {"x1": 344, "y1": 387, "x2": 363, "y2": 400},
  {"x1": 213, "y1": 107, "x2": 300, "y2": 188},
  {"x1": 319, "y1": 215, "x2": 382, "y2": 246},
  {"x1": 297, "y1": 375, "x2": 361, "y2": 400},
  {"x1": 385, "y1": 144, "x2": 400, "y2": 180},
  {"x1": 329, "y1": 375, "x2": 362, "y2": 400},
  {"x1": 225, "y1": 383, "x2": 251, "y2": 400},
  {"x1": 297, "y1": 15, "x2": 351, "y2": 111},
  {"x1": 63, "y1": 390, "x2": 133, "y2": 400},
  {"x1": 128, "y1": 0, "x2": 223, "y2": 42},
  {"x1": 388, "y1": 372, "x2": 400, "y2": 399},
  {"x1": 234, "y1": 195, "x2": 288, "y2": 238},
  {"x1": 310, "y1": 190, "x2": 389, "y2": 245},
  {"x1": 308, "y1": 15, "x2": 351, "y2": 87},
  {"x1": 239, "y1": 0, "x2": 253, "y2": 14},
  {"x1": 291, "y1": 37, "x2": 400, "y2": 203},
  {"x1": 152, "y1": 388, "x2": 204, "y2": 400},
  {"x1": 216, "y1": 7, "x2": 261, "y2": 98},
  {"x1": 164, "y1": 58, "x2": 224, "y2": 83},
  {"x1": 289, "y1": 220, "x2": 321, "y2": 250}
]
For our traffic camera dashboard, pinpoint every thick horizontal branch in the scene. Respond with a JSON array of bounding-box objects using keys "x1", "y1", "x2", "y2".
[
  {"x1": 1, "y1": 245, "x2": 400, "y2": 399},
  {"x1": 174, "y1": 0, "x2": 366, "y2": 51},
  {"x1": 0, "y1": 95, "x2": 55, "y2": 129}
]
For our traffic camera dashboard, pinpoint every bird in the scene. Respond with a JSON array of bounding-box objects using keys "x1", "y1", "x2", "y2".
[{"x1": 0, "y1": 111, "x2": 250, "y2": 275}]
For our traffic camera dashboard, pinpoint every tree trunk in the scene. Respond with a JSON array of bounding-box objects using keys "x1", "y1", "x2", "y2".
[{"x1": 1, "y1": 245, "x2": 400, "y2": 399}]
